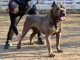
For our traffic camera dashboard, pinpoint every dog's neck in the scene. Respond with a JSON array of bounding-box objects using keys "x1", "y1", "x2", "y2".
[{"x1": 47, "y1": 9, "x2": 58, "y2": 28}]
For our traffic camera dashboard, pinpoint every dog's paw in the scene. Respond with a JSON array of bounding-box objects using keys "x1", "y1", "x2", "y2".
[
  {"x1": 57, "y1": 50, "x2": 63, "y2": 53},
  {"x1": 28, "y1": 43, "x2": 34, "y2": 45},
  {"x1": 49, "y1": 54, "x2": 55, "y2": 57},
  {"x1": 17, "y1": 42, "x2": 21, "y2": 49}
]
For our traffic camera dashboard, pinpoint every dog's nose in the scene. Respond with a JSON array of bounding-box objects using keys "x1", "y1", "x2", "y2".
[
  {"x1": 61, "y1": 10, "x2": 64, "y2": 14},
  {"x1": 60, "y1": 10, "x2": 65, "y2": 16}
]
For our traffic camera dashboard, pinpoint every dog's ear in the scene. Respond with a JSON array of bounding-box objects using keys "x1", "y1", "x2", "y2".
[
  {"x1": 52, "y1": 1, "x2": 56, "y2": 7},
  {"x1": 50, "y1": 9, "x2": 52, "y2": 13},
  {"x1": 50, "y1": 9, "x2": 53, "y2": 19},
  {"x1": 59, "y1": 3, "x2": 65, "y2": 9}
]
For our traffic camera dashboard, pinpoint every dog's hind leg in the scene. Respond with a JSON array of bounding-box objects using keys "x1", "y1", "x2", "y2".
[
  {"x1": 56, "y1": 33, "x2": 63, "y2": 52},
  {"x1": 29, "y1": 29, "x2": 37, "y2": 45},
  {"x1": 17, "y1": 22, "x2": 31, "y2": 49}
]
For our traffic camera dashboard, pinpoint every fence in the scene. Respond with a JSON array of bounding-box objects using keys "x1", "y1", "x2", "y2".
[
  {"x1": 37, "y1": 0, "x2": 80, "y2": 13},
  {"x1": 0, "y1": 0, "x2": 80, "y2": 13},
  {"x1": 0, "y1": 0, "x2": 9, "y2": 11}
]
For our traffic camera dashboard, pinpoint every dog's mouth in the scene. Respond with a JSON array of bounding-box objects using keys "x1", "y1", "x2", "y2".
[
  {"x1": 59, "y1": 14, "x2": 66, "y2": 21},
  {"x1": 58, "y1": 14, "x2": 66, "y2": 21},
  {"x1": 59, "y1": 16, "x2": 66, "y2": 21}
]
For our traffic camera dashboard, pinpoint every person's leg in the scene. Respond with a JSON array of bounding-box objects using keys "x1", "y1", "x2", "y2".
[
  {"x1": 28, "y1": 9, "x2": 44, "y2": 44},
  {"x1": 6, "y1": 26, "x2": 14, "y2": 46},
  {"x1": 37, "y1": 32, "x2": 44, "y2": 44},
  {"x1": 4, "y1": 16, "x2": 23, "y2": 49}
]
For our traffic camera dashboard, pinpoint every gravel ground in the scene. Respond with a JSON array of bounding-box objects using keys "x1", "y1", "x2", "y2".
[{"x1": 0, "y1": 14, "x2": 80, "y2": 60}]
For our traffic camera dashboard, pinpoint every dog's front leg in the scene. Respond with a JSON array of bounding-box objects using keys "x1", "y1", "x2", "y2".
[
  {"x1": 45, "y1": 35, "x2": 55, "y2": 57},
  {"x1": 56, "y1": 33, "x2": 63, "y2": 52}
]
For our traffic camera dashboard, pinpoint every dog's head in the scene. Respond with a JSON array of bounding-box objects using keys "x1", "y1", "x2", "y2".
[{"x1": 51, "y1": 1, "x2": 66, "y2": 21}]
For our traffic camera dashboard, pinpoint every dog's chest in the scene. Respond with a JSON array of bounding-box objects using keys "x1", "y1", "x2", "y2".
[
  {"x1": 48, "y1": 22, "x2": 61, "y2": 35},
  {"x1": 49, "y1": 26, "x2": 57, "y2": 34}
]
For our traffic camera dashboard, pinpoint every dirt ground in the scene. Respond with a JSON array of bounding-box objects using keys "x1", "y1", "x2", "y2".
[{"x1": 0, "y1": 14, "x2": 80, "y2": 60}]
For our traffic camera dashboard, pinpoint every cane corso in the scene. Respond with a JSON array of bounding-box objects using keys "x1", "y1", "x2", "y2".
[{"x1": 17, "y1": 1, "x2": 66, "y2": 57}]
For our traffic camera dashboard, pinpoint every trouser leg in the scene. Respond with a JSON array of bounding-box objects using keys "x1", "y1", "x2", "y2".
[{"x1": 5, "y1": 16, "x2": 23, "y2": 49}]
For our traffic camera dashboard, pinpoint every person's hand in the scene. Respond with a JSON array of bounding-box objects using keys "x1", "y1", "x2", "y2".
[
  {"x1": 56, "y1": 29, "x2": 59, "y2": 33},
  {"x1": 17, "y1": 34, "x2": 22, "y2": 40}
]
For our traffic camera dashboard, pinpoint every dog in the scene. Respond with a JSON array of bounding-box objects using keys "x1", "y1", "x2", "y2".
[{"x1": 17, "y1": 1, "x2": 66, "y2": 57}]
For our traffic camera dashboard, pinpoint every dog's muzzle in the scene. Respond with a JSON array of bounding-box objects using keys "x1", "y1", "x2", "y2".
[{"x1": 59, "y1": 10, "x2": 66, "y2": 21}]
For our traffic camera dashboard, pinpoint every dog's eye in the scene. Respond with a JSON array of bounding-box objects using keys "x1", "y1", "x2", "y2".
[{"x1": 56, "y1": 7, "x2": 59, "y2": 10}]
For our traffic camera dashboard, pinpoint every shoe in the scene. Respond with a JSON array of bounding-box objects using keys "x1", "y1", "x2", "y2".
[
  {"x1": 37, "y1": 38, "x2": 44, "y2": 44},
  {"x1": 4, "y1": 41, "x2": 12, "y2": 49}
]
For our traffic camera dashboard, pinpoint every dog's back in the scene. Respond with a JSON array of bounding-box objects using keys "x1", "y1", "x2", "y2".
[{"x1": 25, "y1": 15, "x2": 51, "y2": 33}]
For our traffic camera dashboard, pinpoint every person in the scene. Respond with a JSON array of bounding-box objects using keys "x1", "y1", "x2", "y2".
[{"x1": 4, "y1": 0, "x2": 44, "y2": 49}]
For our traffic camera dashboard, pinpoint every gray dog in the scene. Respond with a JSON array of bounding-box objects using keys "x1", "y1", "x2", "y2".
[{"x1": 17, "y1": 1, "x2": 66, "y2": 57}]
